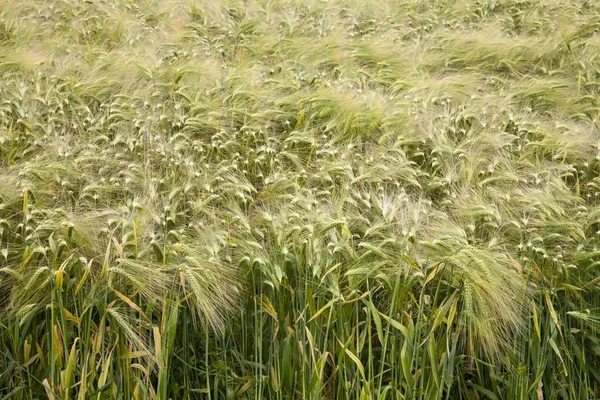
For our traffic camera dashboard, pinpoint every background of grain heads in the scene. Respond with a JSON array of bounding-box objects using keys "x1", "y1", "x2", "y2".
[{"x1": 1, "y1": 0, "x2": 600, "y2": 398}]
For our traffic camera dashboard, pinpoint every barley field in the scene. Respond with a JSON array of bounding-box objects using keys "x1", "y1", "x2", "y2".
[{"x1": 1, "y1": 0, "x2": 600, "y2": 398}]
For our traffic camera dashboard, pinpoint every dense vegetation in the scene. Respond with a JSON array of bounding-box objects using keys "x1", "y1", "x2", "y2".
[{"x1": 1, "y1": 0, "x2": 600, "y2": 398}]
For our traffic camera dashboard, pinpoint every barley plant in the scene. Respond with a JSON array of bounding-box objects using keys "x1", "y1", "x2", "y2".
[{"x1": 1, "y1": 0, "x2": 600, "y2": 398}]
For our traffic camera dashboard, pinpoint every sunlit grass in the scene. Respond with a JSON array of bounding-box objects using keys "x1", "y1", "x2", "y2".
[{"x1": 1, "y1": 0, "x2": 600, "y2": 398}]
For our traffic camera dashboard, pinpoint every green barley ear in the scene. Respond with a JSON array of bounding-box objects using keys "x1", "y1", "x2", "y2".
[
  {"x1": 424, "y1": 234, "x2": 528, "y2": 360},
  {"x1": 169, "y1": 234, "x2": 239, "y2": 333}
]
